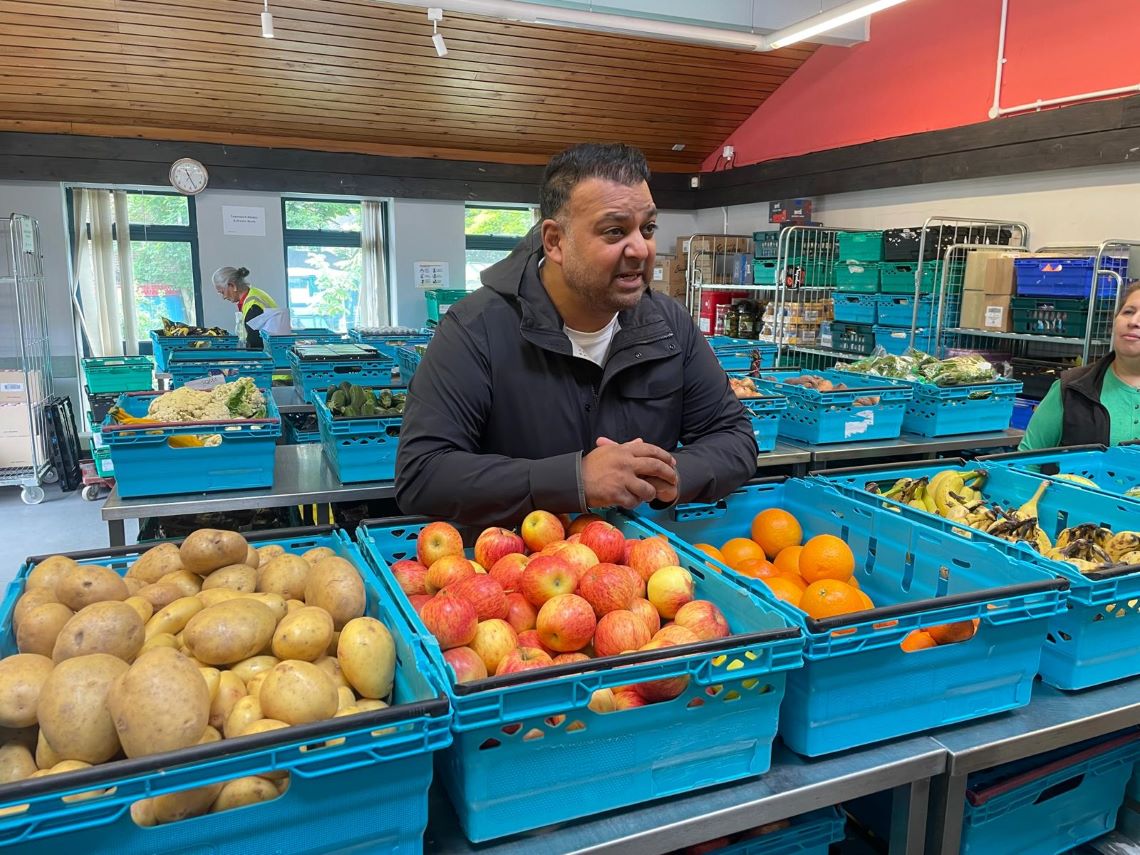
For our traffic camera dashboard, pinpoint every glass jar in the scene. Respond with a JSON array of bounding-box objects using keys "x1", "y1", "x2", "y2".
[
  {"x1": 738, "y1": 301, "x2": 759, "y2": 339},
  {"x1": 724, "y1": 301, "x2": 741, "y2": 338}
]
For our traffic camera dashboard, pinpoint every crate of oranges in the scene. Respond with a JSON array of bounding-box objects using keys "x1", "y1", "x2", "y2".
[{"x1": 633, "y1": 476, "x2": 1068, "y2": 756}]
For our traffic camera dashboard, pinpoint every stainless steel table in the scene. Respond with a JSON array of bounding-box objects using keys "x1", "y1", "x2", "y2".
[
  {"x1": 799, "y1": 429, "x2": 1024, "y2": 469},
  {"x1": 425, "y1": 738, "x2": 945, "y2": 854},
  {"x1": 100, "y1": 444, "x2": 395, "y2": 546},
  {"x1": 272, "y1": 385, "x2": 313, "y2": 414},
  {"x1": 756, "y1": 442, "x2": 813, "y2": 476},
  {"x1": 926, "y1": 679, "x2": 1140, "y2": 854}
]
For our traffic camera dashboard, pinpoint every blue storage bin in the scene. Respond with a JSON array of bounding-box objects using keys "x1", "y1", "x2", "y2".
[
  {"x1": 282, "y1": 412, "x2": 320, "y2": 444},
  {"x1": 832, "y1": 293, "x2": 877, "y2": 324},
  {"x1": 707, "y1": 336, "x2": 779, "y2": 372},
  {"x1": 288, "y1": 343, "x2": 395, "y2": 401},
  {"x1": 314, "y1": 394, "x2": 400, "y2": 484},
  {"x1": 0, "y1": 528, "x2": 451, "y2": 855},
  {"x1": 349, "y1": 328, "x2": 432, "y2": 359},
  {"x1": 734, "y1": 392, "x2": 787, "y2": 453},
  {"x1": 1014, "y1": 256, "x2": 1128, "y2": 299},
  {"x1": 710, "y1": 806, "x2": 846, "y2": 855},
  {"x1": 100, "y1": 391, "x2": 280, "y2": 498},
  {"x1": 979, "y1": 444, "x2": 1140, "y2": 504},
  {"x1": 395, "y1": 345, "x2": 422, "y2": 384},
  {"x1": 635, "y1": 477, "x2": 1065, "y2": 757},
  {"x1": 875, "y1": 293, "x2": 935, "y2": 328},
  {"x1": 818, "y1": 459, "x2": 1140, "y2": 689},
  {"x1": 1011, "y1": 397, "x2": 1039, "y2": 430},
  {"x1": 168, "y1": 349, "x2": 275, "y2": 390},
  {"x1": 149, "y1": 330, "x2": 239, "y2": 372},
  {"x1": 961, "y1": 730, "x2": 1140, "y2": 855},
  {"x1": 261, "y1": 327, "x2": 340, "y2": 369},
  {"x1": 872, "y1": 325, "x2": 935, "y2": 356},
  {"x1": 357, "y1": 512, "x2": 803, "y2": 841},
  {"x1": 751, "y1": 370, "x2": 912, "y2": 445}
]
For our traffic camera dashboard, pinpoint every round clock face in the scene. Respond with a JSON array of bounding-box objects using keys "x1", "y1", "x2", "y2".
[{"x1": 170, "y1": 158, "x2": 209, "y2": 195}]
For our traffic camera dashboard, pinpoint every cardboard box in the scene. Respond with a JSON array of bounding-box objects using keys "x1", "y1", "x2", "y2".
[
  {"x1": 0, "y1": 433, "x2": 34, "y2": 468},
  {"x1": 960, "y1": 290, "x2": 1012, "y2": 331},
  {"x1": 963, "y1": 252, "x2": 1017, "y2": 297},
  {"x1": 0, "y1": 370, "x2": 35, "y2": 405},
  {"x1": 963, "y1": 251, "x2": 1006, "y2": 292},
  {"x1": 0, "y1": 401, "x2": 31, "y2": 436},
  {"x1": 649, "y1": 254, "x2": 686, "y2": 300}
]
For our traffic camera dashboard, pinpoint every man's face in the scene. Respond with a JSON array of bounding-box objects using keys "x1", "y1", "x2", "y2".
[{"x1": 545, "y1": 177, "x2": 657, "y2": 315}]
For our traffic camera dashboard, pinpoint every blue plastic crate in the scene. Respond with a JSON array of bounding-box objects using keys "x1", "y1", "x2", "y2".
[
  {"x1": 288, "y1": 343, "x2": 395, "y2": 401},
  {"x1": 710, "y1": 805, "x2": 846, "y2": 855},
  {"x1": 80, "y1": 356, "x2": 154, "y2": 393},
  {"x1": 751, "y1": 370, "x2": 912, "y2": 445},
  {"x1": 168, "y1": 349, "x2": 275, "y2": 390},
  {"x1": 395, "y1": 345, "x2": 422, "y2": 384},
  {"x1": 832, "y1": 293, "x2": 877, "y2": 325},
  {"x1": 817, "y1": 459, "x2": 1140, "y2": 689},
  {"x1": 979, "y1": 444, "x2": 1140, "y2": 504},
  {"x1": 734, "y1": 391, "x2": 787, "y2": 453},
  {"x1": 0, "y1": 528, "x2": 451, "y2": 855},
  {"x1": 1014, "y1": 256, "x2": 1128, "y2": 299},
  {"x1": 709, "y1": 340, "x2": 779, "y2": 372},
  {"x1": 1011, "y1": 397, "x2": 1039, "y2": 430},
  {"x1": 100, "y1": 391, "x2": 280, "y2": 498},
  {"x1": 314, "y1": 394, "x2": 400, "y2": 484},
  {"x1": 148, "y1": 330, "x2": 240, "y2": 372},
  {"x1": 961, "y1": 730, "x2": 1140, "y2": 855},
  {"x1": 282, "y1": 412, "x2": 320, "y2": 444},
  {"x1": 875, "y1": 293, "x2": 935, "y2": 327},
  {"x1": 357, "y1": 512, "x2": 803, "y2": 842},
  {"x1": 349, "y1": 328, "x2": 433, "y2": 359},
  {"x1": 872, "y1": 326, "x2": 935, "y2": 356},
  {"x1": 635, "y1": 477, "x2": 1065, "y2": 757},
  {"x1": 261, "y1": 328, "x2": 340, "y2": 369}
]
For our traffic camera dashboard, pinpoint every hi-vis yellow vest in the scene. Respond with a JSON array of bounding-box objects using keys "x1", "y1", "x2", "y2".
[{"x1": 241, "y1": 286, "x2": 277, "y2": 321}]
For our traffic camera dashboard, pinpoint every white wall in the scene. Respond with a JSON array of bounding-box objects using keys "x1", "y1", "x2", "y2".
[{"x1": 389, "y1": 199, "x2": 466, "y2": 328}]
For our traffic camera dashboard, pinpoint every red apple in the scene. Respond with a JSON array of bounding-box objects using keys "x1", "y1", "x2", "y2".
[
  {"x1": 505, "y1": 592, "x2": 538, "y2": 633},
  {"x1": 579, "y1": 521, "x2": 625, "y2": 564},
  {"x1": 622, "y1": 539, "x2": 637, "y2": 566},
  {"x1": 408, "y1": 593, "x2": 432, "y2": 615},
  {"x1": 577, "y1": 562, "x2": 641, "y2": 617},
  {"x1": 495, "y1": 646, "x2": 553, "y2": 676},
  {"x1": 673, "y1": 600, "x2": 730, "y2": 642},
  {"x1": 489, "y1": 553, "x2": 529, "y2": 593},
  {"x1": 519, "y1": 554, "x2": 576, "y2": 608},
  {"x1": 426, "y1": 554, "x2": 477, "y2": 594},
  {"x1": 443, "y1": 646, "x2": 488, "y2": 683},
  {"x1": 552, "y1": 652, "x2": 590, "y2": 665},
  {"x1": 520, "y1": 510, "x2": 565, "y2": 552},
  {"x1": 567, "y1": 533, "x2": 582, "y2": 544},
  {"x1": 647, "y1": 566, "x2": 695, "y2": 619},
  {"x1": 442, "y1": 575, "x2": 508, "y2": 621},
  {"x1": 469, "y1": 618, "x2": 518, "y2": 674},
  {"x1": 417, "y1": 521, "x2": 464, "y2": 567},
  {"x1": 474, "y1": 527, "x2": 525, "y2": 570},
  {"x1": 554, "y1": 543, "x2": 599, "y2": 582},
  {"x1": 390, "y1": 559, "x2": 430, "y2": 596},
  {"x1": 539, "y1": 540, "x2": 567, "y2": 555},
  {"x1": 629, "y1": 597, "x2": 662, "y2": 635},
  {"x1": 568, "y1": 513, "x2": 605, "y2": 535},
  {"x1": 593, "y1": 610, "x2": 652, "y2": 658},
  {"x1": 536, "y1": 594, "x2": 597, "y2": 652},
  {"x1": 420, "y1": 594, "x2": 478, "y2": 650},
  {"x1": 653, "y1": 624, "x2": 700, "y2": 646},
  {"x1": 612, "y1": 686, "x2": 648, "y2": 710},
  {"x1": 471, "y1": 562, "x2": 487, "y2": 575},
  {"x1": 683, "y1": 839, "x2": 733, "y2": 855},
  {"x1": 516, "y1": 629, "x2": 557, "y2": 657},
  {"x1": 588, "y1": 687, "x2": 616, "y2": 712},
  {"x1": 633, "y1": 638, "x2": 690, "y2": 701},
  {"x1": 628, "y1": 536, "x2": 680, "y2": 583}
]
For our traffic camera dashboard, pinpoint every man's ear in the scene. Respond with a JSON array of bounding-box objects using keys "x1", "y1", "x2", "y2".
[{"x1": 541, "y1": 219, "x2": 565, "y2": 266}]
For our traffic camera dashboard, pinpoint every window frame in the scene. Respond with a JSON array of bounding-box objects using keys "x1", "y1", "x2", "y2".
[{"x1": 464, "y1": 203, "x2": 536, "y2": 252}]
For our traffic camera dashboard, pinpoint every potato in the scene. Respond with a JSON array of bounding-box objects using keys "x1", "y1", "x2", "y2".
[
  {"x1": 183, "y1": 599, "x2": 277, "y2": 666},
  {"x1": 259, "y1": 660, "x2": 338, "y2": 725},
  {"x1": 145, "y1": 596, "x2": 204, "y2": 640},
  {"x1": 196, "y1": 588, "x2": 245, "y2": 608},
  {"x1": 0, "y1": 741, "x2": 36, "y2": 784},
  {"x1": 257, "y1": 544, "x2": 285, "y2": 566},
  {"x1": 128, "y1": 543, "x2": 184, "y2": 584},
  {"x1": 13, "y1": 588, "x2": 58, "y2": 631},
  {"x1": 223, "y1": 695, "x2": 263, "y2": 739},
  {"x1": 240, "y1": 592, "x2": 287, "y2": 623},
  {"x1": 243, "y1": 545, "x2": 260, "y2": 569},
  {"x1": 38, "y1": 654, "x2": 127, "y2": 764},
  {"x1": 35, "y1": 730, "x2": 61, "y2": 769},
  {"x1": 181, "y1": 529, "x2": 249, "y2": 576},
  {"x1": 136, "y1": 582, "x2": 186, "y2": 610},
  {"x1": 272, "y1": 607, "x2": 334, "y2": 662},
  {"x1": 208, "y1": 671, "x2": 247, "y2": 731},
  {"x1": 312, "y1": 655, "x2": 350, "y2": 690},
  {"x1": 302, "y1": 547, "x2": 335, "y2": 564},
  {"x1": 337, "y1": 617, "x2": 396, "y2": 700},
  {"x1": 0, "y1": 726, "x2": 37, "y2": 752},
  {"x1": 25, "y1": 555, "x2": 78, "y2": 592},
  {"x1": 240, "y1": 718, "x2": 289, "y2": 736},
  {"x1": 201, "y1": 564, "x2": 257, "y2": 593},
  {"x1": 123, "y1": 576, "x2": 145, "y2": 596},
  {"x1": 210, "y1": 776, "x2": 280, "y2": 813},
  {"x1": 257, "y1": 555, "x2": 310, "y2": 601},
  {"x1": 0, "y1": 654, "x2": 54, "y2": 728},
  {"x1": 53, "y1": 601, "x2": 144, "y2": 663},
  {"x1": 108, "y1": 648, "x2": 210, "y2": 758},
  {"x1": 150, "y1": 782, "x2": 224, "y2": 824},
  {"x1": 198, "y1": 667, "x2": 221, "y2": 703},
  {"x1": 122, "y1": 595, "x2": 154, "y2": 624},
  {"x1": 230, "y1": 655, "x2": 279, "y2": 685},
  {"x1": 16, "y1": 602, "x2": 73, "y2": 657},
  {"x1": 326, "y1": 631, "x2": 340, "y2": 657},
  {"x1": 197, "y1": 725, "x2": 222, "y2": 745},
  {"x1": 130, "y1": 799, "x2": 157, "y2": 827},
  {"x1": 244, "y1": 671, "x2": 269, "y2": 700},
  {"x1": 305, "y1": 558, "x2": 365, "y2": 629},
  {"x1": 354, "y1": 699, "x2": 389, "y2": 712},
  {"x1": 336, "y1": 686, "x2": 356, "y2": 711},
  {"x1": 285, "y1": 598, "x2": 305, "y2": 615},
  {"x1": 157, "y1": 570, "x2": 202, "y2": 598},
  {"x1": 141, "y1": 632, "x2": 179, "y2": 654},
  {"x1": 54, "y1": 565, "x2": 128, "y2": 611}
]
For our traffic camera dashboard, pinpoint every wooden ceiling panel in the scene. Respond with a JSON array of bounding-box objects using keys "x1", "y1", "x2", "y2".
[{"x1": 0, "y1": 0, "x2": 816, "y2": 169}]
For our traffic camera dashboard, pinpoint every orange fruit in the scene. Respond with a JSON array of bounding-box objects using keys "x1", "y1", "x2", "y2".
[
  {"x1": 693, "y1": 543, "x2": 726, "y2": 565},
  {"x1": 750, "y1": 509, "x2": 803, "y2": 560},
  {"x1": 901, "y1": 630, "x2": 937, "y2": 652},
  {"x1": 776, "y1": 571, "x2": 808, "y2": 593},
  {"x1": 735, "y1": 557, "x2": 779, "y2": 579},
  {"x1": 773, "y1": 545, "x2": 803, "y2": 576},
  {"x1": 799, "y1": 580, "x2": 865, "y2": 620},
  {"x1": 720, "y1": 537, "x2": 767, "y2": 571},
  {"x1": 799, "y1": 534, "x2": 856, "y2": 584},
  {"x1": 760, "y1": 576, "x2": 804, "y2": 607},
  {"x1": 855, "y1": 589, "x2": 875, "y2": 610},
  {"x1": 848, "y1": 576, "x2": 860, "y2": 589},
  {"x1": 927, "y1": 619, "x2": 980, "y2": 645}
]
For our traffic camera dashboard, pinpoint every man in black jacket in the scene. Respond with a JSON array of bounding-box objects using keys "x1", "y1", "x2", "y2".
[{"x1": 395, "y1": 143, "x2": 757, "y2": 526}]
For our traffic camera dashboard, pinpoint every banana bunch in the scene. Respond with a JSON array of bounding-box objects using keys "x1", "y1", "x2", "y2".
[
  {"x1": 868, "y1": 475, "x2": 937, "y2": 513},
  {"x1": 159, "y1": 317, "x2": 230, "y2": 338},
  {"x1": 325, "y1": 382, "x2": 406, "y2": 419},
  {"x1": 1054, "y1": 473, "x2": 1098, "y2": 488},
  {"x1": 1044, "y1": 525, "x2": 1140, "y2": 573}
]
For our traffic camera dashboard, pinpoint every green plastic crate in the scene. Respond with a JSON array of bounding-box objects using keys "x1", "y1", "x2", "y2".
[
  {"x1": 425, "y1": 289, "x2": 470, "y2": 323},
  {"x1": 880, "y1": 261, "x2": 944, "y2": 294},
  {"x1": 833, "y1": 261, "x2": 881, "y2": 292},
  {"x1": 837, "y1": 230, "x2": 884, "y2": 262},
  {"x1": 787, "y1": 256, "x2": 833, "y2": 287},
  {"x1": 92, "y1": 444, "x2": 113, "y2": 479},
  {"x1": 753, "y1": 258, "x2": 780, "y2": 285},
  {"x1": 1011, "y1": 297, "x2": 1096, "y2": 337},
  {"x1": 81, "y1": 356, "x2": 154, "y2": 393},
  {"x1": 830, "y1": 321, "x2": 875, "y2": 355}
]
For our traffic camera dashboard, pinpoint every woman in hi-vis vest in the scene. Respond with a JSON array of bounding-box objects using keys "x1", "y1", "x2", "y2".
[{"x1": 212, "y1": 266, "x2": 278, "y2": 350}]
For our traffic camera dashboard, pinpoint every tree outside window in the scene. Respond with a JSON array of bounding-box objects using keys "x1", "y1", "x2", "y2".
[
  {"x1": 465, "y1": 206, "x2": 536, "y2": 288},
  {"x1": 283, "y1": 200, "x2": 364, "y2": 332}
]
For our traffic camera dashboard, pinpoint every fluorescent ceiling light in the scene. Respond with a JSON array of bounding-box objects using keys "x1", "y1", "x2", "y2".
[
  {"x1": 766, "y1": 0, "x2": 909, "y2": 49},
  {"x1": 432, "y1": 31, "x2": 448, "y2": 55},
  {"x1": 261, "y1": 0, "x2": 274, "y2": 38}
]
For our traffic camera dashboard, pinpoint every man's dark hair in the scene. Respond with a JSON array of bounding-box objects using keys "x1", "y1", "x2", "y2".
[{"x1": 539, "y1": 143, "x2": 651, "y2": 221}]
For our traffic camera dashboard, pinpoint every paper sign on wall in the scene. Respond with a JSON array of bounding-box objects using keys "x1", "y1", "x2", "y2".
[
  {"x1": 19, "y1": 219, "x2": 35, "y2": 252},
  {"x1": 415, "y1": 261, "x2": 449, "y2": 289},
  {"x1": 222, "y1": 206, "x2": 266, "y2": 236}
]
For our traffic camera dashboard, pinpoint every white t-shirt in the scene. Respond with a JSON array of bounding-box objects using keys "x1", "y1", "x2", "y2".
[{"x1": 564, "y1": 314, "x2": 620, "y2": 367}]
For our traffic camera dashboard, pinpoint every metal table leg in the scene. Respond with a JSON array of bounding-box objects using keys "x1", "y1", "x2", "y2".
[
  {"x1": 926, "y1": 770, "x2": 967, "y2": 855},
  {"x1": 107, "y1": 519, "x2": 126, "y2": 548},
  {"x1": 889, "y1": 777, "x2": 931, "y2": 855}
]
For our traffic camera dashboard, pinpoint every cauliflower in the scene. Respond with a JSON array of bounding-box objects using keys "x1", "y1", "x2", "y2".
[{"x1": 147, "y1": 378, "x2": 267, "y2": 422}]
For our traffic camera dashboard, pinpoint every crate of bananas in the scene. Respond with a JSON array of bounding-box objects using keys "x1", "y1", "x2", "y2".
[
  {"x1": 149, "y1": 318, "x2": 240, "y2": 372},
  {"x1": 979, "y1": 444, "x2": 1140, "y2": 504}
]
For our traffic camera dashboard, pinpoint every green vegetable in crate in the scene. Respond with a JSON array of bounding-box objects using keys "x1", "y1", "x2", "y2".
[
  {"x1": 838, "y1": 351, "x2": 998, "y2": 386},
  {"x1": 325, "y1": 382, "x2": 406, "y2": 418}
]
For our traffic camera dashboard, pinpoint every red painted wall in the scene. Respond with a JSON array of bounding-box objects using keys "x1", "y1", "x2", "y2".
[{"x1": 705, "y1": 0, "x2": 1140, "y2": 171}]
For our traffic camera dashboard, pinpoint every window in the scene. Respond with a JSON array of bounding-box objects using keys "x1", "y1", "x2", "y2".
[
  {"x1": 465, "y1": 205, "x2": 536, "y2": 289},
  {"x1": 283, "y1": 199, "x2": 365, "y2": 332}
]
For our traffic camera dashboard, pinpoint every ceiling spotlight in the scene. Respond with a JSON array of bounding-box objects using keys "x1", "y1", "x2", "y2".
[
  {"x1": 261, "y1": 0, "x2": 274, "y2": 38},
  {"x1": 672, "y1": 143, "x2": 686, "y2": 151},
  {"x1": 428, "y1": 8, "x2": 448, "y2": 56}
]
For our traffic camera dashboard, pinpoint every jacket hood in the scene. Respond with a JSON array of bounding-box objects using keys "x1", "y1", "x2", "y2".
[{"x1": 481, "y1": 224, "x2": 544, "y2": 299}]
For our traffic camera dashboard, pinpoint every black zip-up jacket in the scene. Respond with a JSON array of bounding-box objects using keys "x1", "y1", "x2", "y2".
[
  {"x1": 1058, "y1": 353, "x2": 1114, "y2": 446},
  {"x1": 394, "y1": 228, "x2": 758, "y2": 526}
]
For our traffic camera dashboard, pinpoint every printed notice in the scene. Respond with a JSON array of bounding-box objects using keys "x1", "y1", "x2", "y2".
[
  {"x1": 222, "y1": 206, "x2": 266, "y2": 236},
  {"x1": 843, "y1": 410, "x2": 876, "y2": 439},
  {"x1": 415, "y1": 261, "x2": 449, "y2": 289}
]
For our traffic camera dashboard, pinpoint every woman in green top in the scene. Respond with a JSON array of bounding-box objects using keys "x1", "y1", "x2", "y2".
[{"x1": 1020, "y1": 281, "x2": 1140, "y2": 450}]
